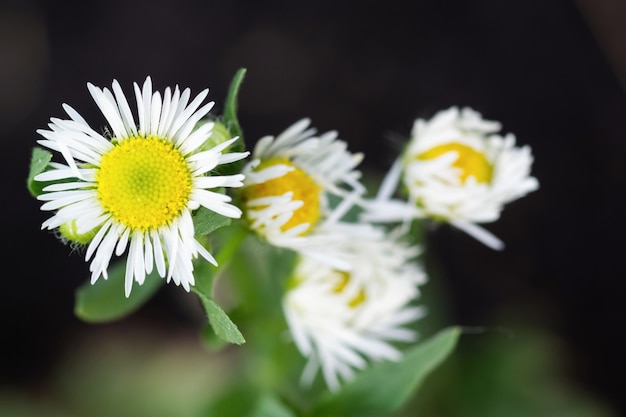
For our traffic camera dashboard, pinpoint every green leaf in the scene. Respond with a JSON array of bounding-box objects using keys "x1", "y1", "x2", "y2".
[
  {"x1": 75, "y1": 261, "x2": 163, "y2": 323},
  {"x1": 192, "y1": 204, "x2": 232, "y2": 237},
  {"x1": 203, "y1": 387, "x2": 296, "y2": 417},
  {"x1": 222, "y1": 67, "x2": 247, "y2": 145},
  {"x1": 202, "y1": 384, "x2": 257, "y2": 417},
  {"x1": 27, "y1": 147, "x2": 52, "y2": 197},
  {"x1": 249, "y1": 393, "x2": 297, "y2": 417},
  {"x1": 312, "y1": 326, "x2": 461, "y2": 417},
  {"x1": 199, "y1": 322, "x2": 229, "y2": 351},
  {"x1": 192, "y1": 287, "x2": 245, "y2": 345},
  {"x1": 213, "y1": 67, "x2": 248, "y2": 177}
]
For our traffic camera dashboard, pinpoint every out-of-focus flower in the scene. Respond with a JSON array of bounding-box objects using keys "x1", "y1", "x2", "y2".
[
  {"x1": 283, "y1": 226, "x2": 427, "y2": 391},
  {"x1": 239, "y1": 118, "x2": 365, "y2": 268},
  {"x1": 362, "y1": 106, "x2": 538, "y2": 250},
  {"x1": 35, "y1": 77, "x2": 249, "y2": 296}
]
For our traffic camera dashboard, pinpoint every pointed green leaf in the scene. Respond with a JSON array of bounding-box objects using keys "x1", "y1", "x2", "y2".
[
  {"x1": 192, "y1": 287, "x2": 245, "y2": 345},
  {"x1": 27, "y1": 147, "x2": 52, "y2": 197},
  {"x1": 193, "y1": 204, "x2": 232, "y2": 237},
  {"x1": 199, "y1": 322, "x2": 229, "y2": 351},
  {"x1": 213, "y1": 67, "x2": 248, "y2": 177},
  {"x1": 222, "y1": 67, "x2": 247, "y2": 145},
  {"x1": 75, "y1": 261, "x2": 163, "y2": 323},
  {"x1": 313, "y1": 326, "x2": 461, "y2": 417}
]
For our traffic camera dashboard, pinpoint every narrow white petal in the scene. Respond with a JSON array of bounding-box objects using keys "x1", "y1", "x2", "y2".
[
  {"x1": 193, "y1": 190, "x2": 241, "y2": 218},
  {"x1": 450, "y1": 219, "x2": 504, "y2": 250},
  {"x1": 176, "y1": 102, "x2": 214, "y2": 152},
  {"x1": 142, "y1": 77, "x2": 153, "y2": 136},
  {"x1": 115, "y1": 227, "x2": 130, "y2": 256},
  {"x1": 178, "y1": 121, "x2": 213, "y2": 155},
  {"x1": 194, "y1": 240, "x2": 217, "y2": 266},
  {"x1": 157, "y1": 87, "x2": 173, "y2": 137},
  {"x1": 111, "y1": 80, "x2": 137, "y2": 136},
  {"x1": 87, "y1": 83, "x2": 126, "y2": 139},
  {"x1": 144, "y1": 234, "x2": 154, "y2": 275},
  {"x1": 377, "y1": 158, "x2": 402, "y2": 201},
  {"x1": 131, "y1": 232, "x2": 146, "y2": 286},
  {"x1": 150, "y1": 91, "x2": 162, "y2": 135},
  {"x1": 151, "y1": 230, "x2": 166, "y2": 277},
  {"x1": 124, "y1": 255, "x2": 134, "y2": 297},
  {"x1": 134, "y1": 81, "x2": 146, "y2": 135},
  {"x1": 169, "y1": 91, "x2": 210, "y2": 143},
  {"x1": 218, "y1": 151, "x2": 249, "y2": 164},
  {"x1": 194, "y1": 174, "x2": 245, "y2": 189}
]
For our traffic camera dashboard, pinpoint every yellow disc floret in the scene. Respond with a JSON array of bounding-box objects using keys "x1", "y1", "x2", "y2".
[
  {"x1": 242, "y1": 158, "x2": 322, "y2": 235},
  {"x1": 96, "y1": 135, "x2": 192, "y2": 231},
  {"x1": 418, "y1": 143, "x2": 493, "y2": 184},
  {"x1": 333, "y1": 271, "x2": 366, "y2": 308}
]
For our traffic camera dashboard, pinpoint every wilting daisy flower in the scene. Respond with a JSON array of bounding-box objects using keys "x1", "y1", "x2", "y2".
[
  {"x1": 362, "y1": 106, "x2": 538, "y2": 250},
  {"x1": 283, "y1": 225, "x2": 427, "y2": 391},
  {"x1": 35, "y1": 77, "x2": 249, "y2": 296},
  {"x1": 239, "y1": 118, "x2": 365, "y2": 268}
]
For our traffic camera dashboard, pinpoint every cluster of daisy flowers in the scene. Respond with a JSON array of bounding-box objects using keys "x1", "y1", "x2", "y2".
[
  {"x1": 29, "y1": 75, "x2": 538, "y2": 392},
  {"x1": 237, "y1": 118, "x2": 428, "y2": 388}
]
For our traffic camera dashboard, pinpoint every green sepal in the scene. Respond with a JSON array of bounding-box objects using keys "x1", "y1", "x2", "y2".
[
  {"x1": 27, "y1": 147, "x2": 52, "y2": 197},
  {"x1": 191, "y1": 285, "x2": 245, "y2": 345},
  {"x1": 74, "y1": 261, "x2": 164, "y2": 323},
  {"x1": 312, "y1": 326, "x2": 461, "y2": 417}
]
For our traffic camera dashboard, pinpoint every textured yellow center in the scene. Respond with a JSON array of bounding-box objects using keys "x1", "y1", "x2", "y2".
[
  {"x1": 96, "y1": 135, "x2": 192, "y2": 231},
  {"x1": 418, "y1": 143, "x2": 493, "y2": 184},
  {"x1": 243, "y1": 158, "x2": 321, "y2": 234}
]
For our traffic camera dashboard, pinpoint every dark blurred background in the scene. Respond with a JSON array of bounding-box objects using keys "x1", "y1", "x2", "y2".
[{"x1": 1, "y1": 0, "x2": 625, "y2": 416}]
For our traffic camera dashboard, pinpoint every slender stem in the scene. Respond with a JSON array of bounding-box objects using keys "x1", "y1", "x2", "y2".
[
  {"x1": 192, "y1": 222, "x2": 250, "y2": 297},
  {"x1": 211, "y1": 223, "x2": 250, "y2": 295}
]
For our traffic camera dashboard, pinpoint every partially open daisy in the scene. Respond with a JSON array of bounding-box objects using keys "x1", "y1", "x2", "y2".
[
  {"x1": 283, "y1": 225, "x2": 427, "y2": 391},
  {"x1": 362, "y1": 106, "x2": 539, "y2": 250},
  {"x1": 239, "y1": 118, "x2": 365, "y2": 268},
  {"x1": 35, "y1": 77, "x2": 249, "y2": 296}
]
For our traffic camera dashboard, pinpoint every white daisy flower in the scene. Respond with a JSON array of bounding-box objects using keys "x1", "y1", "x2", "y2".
[
  {"x1": 35, "y1": 77, "x2": 249, "y2": 296},
  {"x1": 239, "y1": 118, "x2": 365, "y2": 269},
  {"x1": 362, "y1": 106, "x2": 539, "y2": 250},
  {"x1": 283, "y1": 225, "x2": 427, "y2": 391}
]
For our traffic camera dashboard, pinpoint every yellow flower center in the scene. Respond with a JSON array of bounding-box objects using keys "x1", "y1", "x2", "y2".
[
  {"x1": 288, "y1": 268, "x2": 366, "y2": 308},
  {"x1": 96, "y1": 135, "x2": 192, "y2": 231},
  {"x1": 418, "y1": 143, "x2": 493, "y2": 184},
  {"x1": 333, "y1": 271, "x2": 366, "y2": 308},
  {"x1": 242, "y1": 158, "x2": 322, "y2": 235}
]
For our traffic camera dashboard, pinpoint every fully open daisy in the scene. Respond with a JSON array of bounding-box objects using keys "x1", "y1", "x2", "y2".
[
  {"x1": 238, "y1": 118, "x2": 365, "y2": 269},
  {"x1": 362, "y1": 106, "x2": 539, "y2": 250},
  {"x1": 283, "y1": 225, "x2": 427, "y2": 391},
  {"x1": 35, "y1": 77, "x2": 249, "y2": 296}
]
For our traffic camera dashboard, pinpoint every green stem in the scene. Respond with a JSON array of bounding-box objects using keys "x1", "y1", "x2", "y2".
[
  {"x1": 211, "y1": 223, "x2": 250, "y2": 296},
  {"x1": 192, "y1": 222, "x2": 250, "y2": 297}
]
